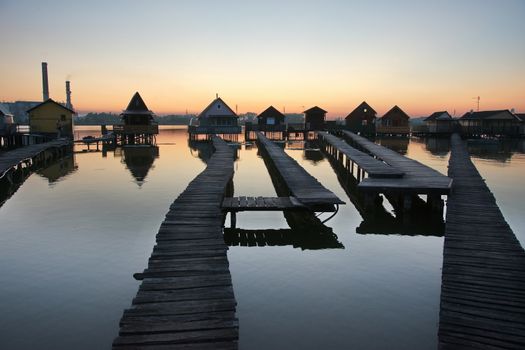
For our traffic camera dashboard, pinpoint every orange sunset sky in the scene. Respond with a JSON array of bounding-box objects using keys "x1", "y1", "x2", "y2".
[{"x1": 1, "y1": 0, "x2": 524, "y2": 118}]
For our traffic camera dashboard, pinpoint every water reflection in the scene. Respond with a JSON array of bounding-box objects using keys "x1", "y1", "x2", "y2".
[
  {"x1": 37, "y1": 155, "x2": 78, "y2": 183},
  {"x1": 120, "y1": 145, "x2": 159, "y2": 186},
  {"x1": 376, "y1": 136, "x2": 409, "y2": 155}
]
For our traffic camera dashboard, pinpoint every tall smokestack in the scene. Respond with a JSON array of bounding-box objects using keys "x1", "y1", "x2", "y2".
[
  {"x1": 65, "y1": 81, "x2": 72, "y2": 110},
  {"x1": 42, "y1": 62, "x2": 49, "y2": 101}
]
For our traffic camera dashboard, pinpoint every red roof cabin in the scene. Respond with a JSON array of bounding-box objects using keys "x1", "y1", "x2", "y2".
[
  {"x1": 304, "y1": 106, "x2": 327, "y2": 131},
  {"x1": 376, "y1": 105, "x2": 410, "y2": 135}
]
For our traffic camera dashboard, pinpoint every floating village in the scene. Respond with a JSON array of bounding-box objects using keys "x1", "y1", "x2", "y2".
[{"x1": 1, "y1": 62, "x2": 525, "y2": 349}]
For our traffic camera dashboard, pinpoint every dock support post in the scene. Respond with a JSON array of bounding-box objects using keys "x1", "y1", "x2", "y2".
[
  {"x1": 403, "y1": 194, "x2": 412, "y2": 212},
  {"x1": 230, "y1": 212, "x2": 237, "y2": 228},
  {"x1": 428, "y1": 194, "x2": 444, "y2": 215}
]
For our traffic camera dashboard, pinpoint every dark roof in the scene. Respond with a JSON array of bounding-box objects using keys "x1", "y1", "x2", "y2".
[
  {"x1": 303, "y1": 106, "x2": 327, "y2": 114},
  {"x1": 459, "y1": 110, "x2": 518, "y2": 120},
  {"x1": 345, "y1": 101, "x2": 377, "y2": 120},
  {"x1": 257, "y1": 106, "x2": 285, "y2": 120},
  {"x1": 123, "y1": 92, "x2": 153, "y2": 115},
  {"x1": 425, "y1": 111, "x2": 453, "y2": 121},
  {"x1": 515, "y1": 113, "x2": 525, "y2": 122},
  {"x1": 198, "y1": 97, "x2": 237, "y2": 119},
  {"x1": 0, "y1": 103, "x2": 13, "y2": 117},
  {"x1": 380, "y1": 105, "x2": 409, "y2": 120},
  {"x1": 26, "y1": 98, "x2": 76, "y2": 114}
]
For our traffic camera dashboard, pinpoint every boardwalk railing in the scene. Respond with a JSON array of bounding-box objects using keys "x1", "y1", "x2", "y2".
[
  {"x1": 113, "y1": 136, "x2": 239, "y2": 349},
  {"x1": 438, "y1": 133, "x2": 525, "y2": 349}
]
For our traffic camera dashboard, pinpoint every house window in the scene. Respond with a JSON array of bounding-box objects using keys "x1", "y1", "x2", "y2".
[
  {"x1": 218, "y1": 104, "x2": 221, "y2": 109},
  {"x1": 364, "y1": 108, "x2": 367, "y2": 113},
  {"x1": 362, "y1": 120, "x2": 368, "y2": 126}
]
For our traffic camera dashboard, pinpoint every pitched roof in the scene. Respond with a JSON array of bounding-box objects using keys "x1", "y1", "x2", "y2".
[
  {"x1": 26, "y1": 98, "x2": 76, "y2": 114},
  {"x1": 460, "y1": 110, "x2": 518, "y2": 120},
  {"x1": 380, "y1": 105, "x2": 409, "y2": 120},
  {"x1": 425, "y1": 111, "x2": 453, "y2": 121},
  {"x1": 303, "y1": 106, "x2": 327, "y2": 114},
  {"x1": 197, "y1": 97, "x2": 237, "y2": 118},
  {"x1": 0, "y1": 103, "x2": 13, "y2": 116},
  {"x1": 515, "y1": 113, "x2": 525, "y2": 122},
  {"x1": 345, "y1": 101, "x2": 377, "y2": 120},
  {"x1": 122, "y1": 92, "x2": 153, "y2": 115},
  {"x1": 257, "y1": 106, "x2": 285, "y2": 120}
]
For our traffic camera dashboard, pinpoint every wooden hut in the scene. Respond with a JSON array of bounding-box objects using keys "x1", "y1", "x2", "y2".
[
  {"x1": 515, "y1": 113, "x2": 525, "y2": 137},
  {"x1": 304, "y1": 106, "x2": 327, "y2": 131},
  {"x1": 257, "y1": 106, "x2": 285, "y2": 129},
  {"x1": 376, "y1": 105, "x2": 410, "y2": 135},
  {"x1": 113, "y1": 92, "x2": 159, "y2": 144},
  {"x1": 424, "y1": 111, "x2": 455, "y2": 134},
  {"x1": 345, "y1": 101, "x2": 377, "y2": 135},
  {"x1": 27, "y1": 99, "x2": 75, "y2": 139},
  {"x1": 189, "y1": 96, "x2": 241, "y2": 136},
  {"x1": 459, "y1": 110, "x2": 521, "y2": 137},
  {"x1": 0, "y1": 103, "x2": 15, "y2": 136}
]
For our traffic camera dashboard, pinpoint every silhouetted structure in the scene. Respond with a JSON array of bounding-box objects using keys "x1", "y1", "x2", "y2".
[
  {"x1": 245, "y1": 106, "x2": 287, "y2": 140},
  {"x1": 516, "y1": 113, "x2": 525, "y2": 136},
  {"x1": 113, "y1": 92, "x2": 159, "y2": 144},
  {"x1": 376, "y1": 105, "x2": 410, "y2": 135},
  {"x1": 345, "y1": 101, "x2": 377, "y2": 135},
  {"x1": 304, "y1": 106, "x2": 327, "y2": 131},
  {"x1": 0, "y1": 103, "x2": 16, "y2": 137},
  {"x1": 424, "y1": 111, "x2": 455, "y2": 134},
  {"x1": 188, "y1": 96, "x2": 241, "y2": 138},
  {"x1": 459, "y1": 109, "x2": 521, "y2": 137}
]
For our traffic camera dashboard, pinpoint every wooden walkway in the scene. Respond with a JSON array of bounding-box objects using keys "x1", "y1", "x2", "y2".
[
  {"x1": 222, "y1": 196, "x2": 305, "y2": 211},
  {"x1": 0, "y1": 139, "x2": 71, "y2": 179},
  {"x1": 439, "y1": 134, "x2": 525, "y2": 349},
  {"x1": 256, "y1": 132, "x2": 344, "y2": 211},
  {"x1": 113, "y1": 136, "x2": 238, "y2": 349},
  {"x1": 341, "y1": 130, "x2": 451, "y2": 195},
  {"x1": 318, "y1": 132, "x2": 404, "y2": 178}
]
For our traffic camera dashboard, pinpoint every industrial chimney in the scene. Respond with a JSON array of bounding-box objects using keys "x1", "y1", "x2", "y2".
[
  {"x1": 65, "y1": 80, "x2": 72, "y2": 110},
  {"x1": 42, "y1": 62, "x2": 49, "y2": 101}
]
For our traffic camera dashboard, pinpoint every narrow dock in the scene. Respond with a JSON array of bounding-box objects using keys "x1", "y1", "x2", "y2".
[
  {"x1": 256, "y1": 132, "x2": 344, "y2": 211},
  {"x1": 0, "y1": 139, "x2": 71, "y2": 179},
  {"x1": 113, "y1": 136, "x2": 238, "y2": 349},
  {"x1": 338, "y1": 130, "x2": 451, "y2": 211},
  {"x1": 318, "y1": 131, "x2": 404, "y2": 178},
  {"x1": 222, "y1": 196, "x2": 305, "y2": 211},
  {"x1": 439, "y1": 134, "x2": 525, "y2": 349}
]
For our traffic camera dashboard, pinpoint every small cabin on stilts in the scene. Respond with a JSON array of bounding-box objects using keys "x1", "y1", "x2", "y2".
[
  {"x1": 113, "y1": 92, "x2": 159, "y2": 145},
  {"x1": 188, "y1": 95, "x2": 241, "y2": 141}
]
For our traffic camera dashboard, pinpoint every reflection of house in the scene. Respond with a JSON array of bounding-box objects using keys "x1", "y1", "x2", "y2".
[
  {"x1": 459, "y1": 110, "x2": 521, "y2": 137},
  {"x1": 304, "y1": 106, "x2": 327, "y2": 131},
  {"x1": 376, "y1": 105, "x2": 410, "y2": 135},
  {"x1": 376, "y1": 137, "x2": 409, "y2": 155},
  {"x1": 345, "y1": 101, "x2": 377, "y2": 135},
  {"x1": 27, "y1": 99, "x2": 75, "y2": 138},
  {"x1": 424, "y1": 111, "x2": 455, "y2": 134},
  {"x1": 37, "y1": 155, "x2": 77, "y2": 182},
  {"x1": 113, "y1": 92, "x2": 159, "y2": 144},
  {"x1": 122, "y1": 145, "x2": 159, "y2": 186},
  {"x1": 189, "y1": 96, "x2": 241, "y2": 135},
  {"x1": 257, "y1": 106, "x2": 286, "y2": 131},
  {"x1": 425, "y1": 137, "x2": 451, "y2": 156}
]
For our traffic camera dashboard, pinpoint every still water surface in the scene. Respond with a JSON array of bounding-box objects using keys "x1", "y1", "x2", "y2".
[{"x1": 0, "y1": 126, "x2": 523, "y2": 349}]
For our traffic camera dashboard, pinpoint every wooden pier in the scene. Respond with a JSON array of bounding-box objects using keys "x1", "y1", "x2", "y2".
[
  {"x1": 113, "y1": 136, "x2": 238, "y2": 349},
  {"x1": 0, "y1": 139, "x2": 71, "y2": 181},
  {"x1": 438, "y1": 134, "x2": 525, "y2": 349},
  {"x1": 334, "y1": 130, "x2": 452, "y2": 213},
  {"x1": 222, "y1": 196, "x2": 305, "y2": 211},
  {"x1": 256, "y1": 132, "x2": 344, "y2": 211}
]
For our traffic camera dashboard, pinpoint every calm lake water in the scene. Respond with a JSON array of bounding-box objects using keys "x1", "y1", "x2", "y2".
[{"x1": 0, "y1": 126, "x2": 524, "y2": 349}]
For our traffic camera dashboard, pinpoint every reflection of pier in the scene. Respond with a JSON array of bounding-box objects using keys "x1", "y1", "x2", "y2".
[
  {"x1": 113, "y1": 136, "x2": 238, "y2": 349},
  {"x1": 438, "y1": 134, "x2": 525, "y2": 349}
]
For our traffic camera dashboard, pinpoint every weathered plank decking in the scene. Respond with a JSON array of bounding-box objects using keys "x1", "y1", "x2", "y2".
[
  {"x1": 113, "y1": 136, "x2": 238, "y2": 349},
  {"x1": 222, "y1": 196, "x2": 305, "y2": 211},
  {"x1": 256, "y1": 132, "x2": 344, "y2": 210},
  {"x1": 318, "y1": 131, "x2": 404, "y2": 178},
  {"x1": 439, "y1": 134, "x2": 525, "y2": 349},
  {"x1": 0, "y1": 139, "x2": 71, "y2": 179},
  {"x1": 341, "y1": 130, "x2": 452, "y2": 195}
]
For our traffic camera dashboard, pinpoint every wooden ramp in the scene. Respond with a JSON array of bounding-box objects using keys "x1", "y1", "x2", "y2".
[
  {"x1": 113, "y1": 136, "x2": 238, "y2": 349},
  {"x1": 318, "y1": 132, "x2": 404, "y2": 178},
  {"x1": 0, "y1": 139, "x2": 71, "y2": 179},
  {"x1": 341, "y1": 130, "x2": 452, "y2": 195},
  {"x1": 439, "y1": 134, "x2": 525, "y2": 349},
  {"x1": 222, "y1": 196, "x2": 305, "y2": 211},
  {"x1": 256, "y1": 132, "x2": 344, "y2": 211}
]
